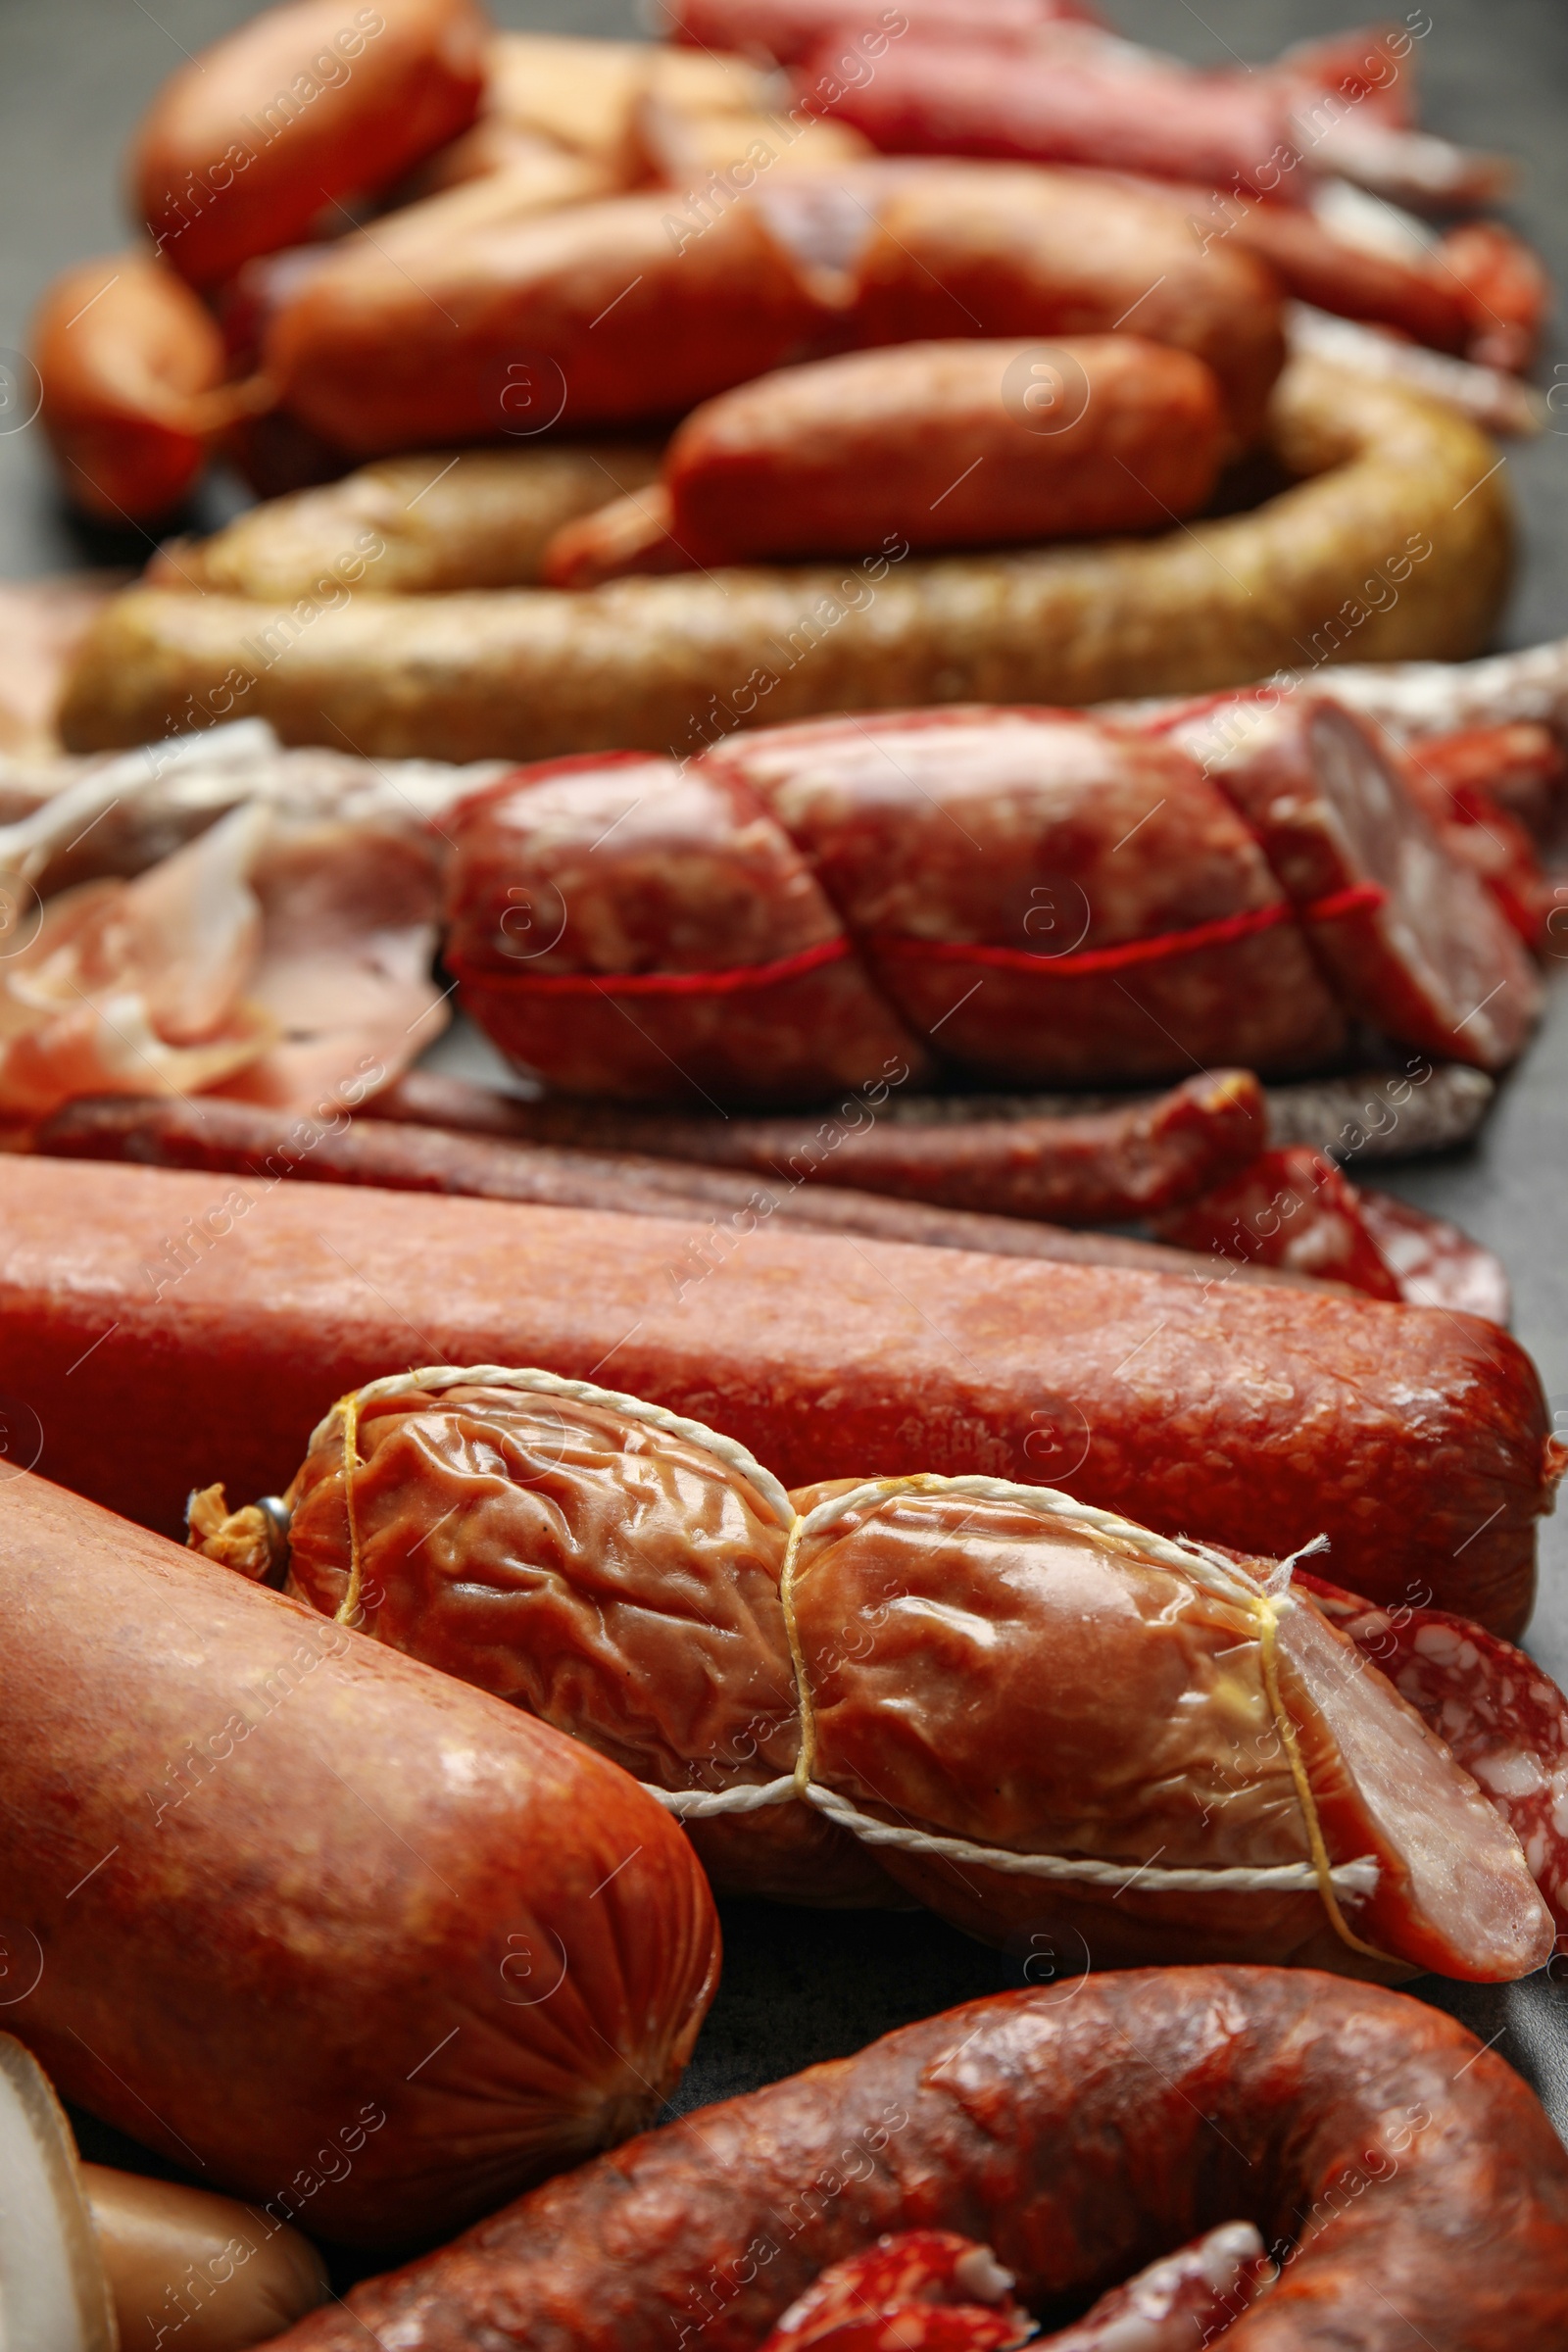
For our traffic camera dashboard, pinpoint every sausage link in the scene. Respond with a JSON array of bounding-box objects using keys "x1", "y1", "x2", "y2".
[
  {"x1": 253, "y1": 1972, "x2": 1568, "y2": 2351},
  {"x1": 545, "y1": 339, "x2": 1227, "y2": 580},
  {"x1": 30, "y1": 255, "x2": 248, "y2": 522},
  {"x1": 130, "y1": 0, "x2": 488, "y2": 287}
]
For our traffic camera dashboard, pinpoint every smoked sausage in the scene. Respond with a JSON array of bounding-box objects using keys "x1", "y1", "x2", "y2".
[
  {"x1": 57, "y1": 362, "x2": 1511, "y2": 760},
  {"x1": 542, "y1": 338, "x2": 1227, "y2": 582},
  {"x1": 223, "y1": 1367, "x2": 1553, "y2": 1979},
  {"x1": 129, "y1": 0, "x2": 489, "y2": 288},
  {"x1": 0, "y1": 1469, "x2": 719, "y2": 2247},
  {"x1": 30, "y1": 255, "x2": 254, "y2": 522},
  {"x1": 238, "y1": 1972, "x2": 1568, "y2": 2352},
  {"x1": 0, "y1": 1153, "x2": 1554, "y2": 1633}
]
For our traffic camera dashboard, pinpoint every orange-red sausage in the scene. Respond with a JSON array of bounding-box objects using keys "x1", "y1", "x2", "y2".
[
  {"x1": 264, "y1": 193, "x2": 832, "y2": 454},
  {"x1": 130, "y1": 0, "x2": 488, "y2": 288},
  {"x1": 544, "y1": 337, "x2": 1226, "y2": 583},
  {"x1": 30, "y1": 254, "x2": 252, "y2": 521},
  {"x1": 0, "y1": 1469, "x2": 718, "y2": 2249}
]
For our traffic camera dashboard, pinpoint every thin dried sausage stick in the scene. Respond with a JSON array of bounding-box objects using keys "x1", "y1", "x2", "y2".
[
  {"x1": 0, "y1": 1470, "x2": 719, "y2": 2248},
  {"x1": 369, "y1": 1067, "x2": 1269, "y2": 1226},
  {"x1": 0, "y1": 1152, "x2": 1554, "y2": 1632},
  {"x1": 249, "y1": 1970, "x2": 1568, "y2": 2352},
  {"x1": 36, "y1": 1088, "x2": 1331, "y2": 1296},
  {"x1": 56, "y1": 363, "x2": 1512, "y2": 761},
  {"x1": 31, "y1": 1089, "x2": 1315, "y2": 1290}
]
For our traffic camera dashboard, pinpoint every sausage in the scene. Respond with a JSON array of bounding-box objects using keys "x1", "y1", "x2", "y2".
[
  {"x1": 1437, "y1": 220, "x2": 1550, "y2": 373},
  {"x1": 1396, "y1": 720, "x2": 1566, "y2": 843},
  {"x1": 1395, "y1": 739, "x2": 1550, "y2": 948},
  {"x1": 129, "y1": 0, "x2": 489, "y2": 288},
  {"x1": 228, "y1": 1971, "x2": 1568, "y2": 2352},
  {"x1": 248, "y1": 1370, "x2": 1552, "y2": 1977},
  {"x1": 30, "y1": 255, "x2": 255, "y2": 522},
  {"x1": 698, "y1": 708, "x2": 1348, "y2": 1086},
  {"x1": 79, "y1": 2164, "x2": 329, "y2": 2351},
  {"x1": 0, "y1": 1467, "x2": 718, "y2": 2248},
  {"x1": 803, "y1": 40, "x2": 1310, "y2": 204},
  {"x1": 1152, "y1": 1145, "x2": 1511, "y2": 1323},
  {"x1": 34, "y1": 1087, "x2": 1313, "y2": 1290},
  {"x1": 758, "y1": 2225, "x2": 1270, "y2": 2352},
  {"x1": 0, "y1": 1152, "x2": 1555, "y2": 1632},
  {"x1": 147, "y1": 444, "x2": 665, "y2": 599},
  {"x1": 1301, "y1": 1573, "x2": 1568, "y2": 1937},
  {"x1": 446, "y1": 752, "x2": 931, "y2": 1104},
  {"x1": 759, "y1": 2230, "x2": 1038, "y2": 2352},
  {"x1": 371, "y1": 1060, "x2": 1502, "y2": 1178},
  {"x1": 1157, "y1": 696, "x2": 1541, "y2": 1070},
  {"x1": 55, "y1": 360, "x2": 1512, "y2": 760},
  {"x1": 262, "y1": 193, "x2": 833, "y2": 458},
  {"x1": 662, "y1": 0, "x2": 1086, "y2": 59},
  {"x1": 831, "y1": 164, "x2": 1282, "y2": 447},
  {"x1": 1285, "y1": 305, "x2": 1545, "y2": 439},
  {"x1": 363, "y1": 1067, "x2": 1270, "y2": 1227},
  {"x1": 542, "y1": 339, "x2": 1227, "y2": 582}
]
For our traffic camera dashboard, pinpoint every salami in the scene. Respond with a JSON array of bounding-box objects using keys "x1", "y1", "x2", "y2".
[
  {"x1": 0, "y1": 1471, "x2": 719, "y2": 2248},
  {"x1": 244, "y1": 1972, "x2": 1568, "y2": 2352},
  {"x1": 1152, "y1": 1146, "x2": 1511, "y2": 1322},
  {"x1": 698, "y1": 708, "x2": 1347, "y2": 1086},
  {"x1": 444, "y1": 752, "x2": 929, "y2": 1105},
  {"x1": 196, "y1": 1365, "x2": 1554, "y2": 1981},
  {"x1": 1, "y1": 1154, "x2": 1553, "y2": 1634},
  {"x1": 1157, "y1": 695, "x2": 1542, "y2": 1071},
  {"x1": 1302, "y1": 1574, "x2": 1568, "y2": 1937}
]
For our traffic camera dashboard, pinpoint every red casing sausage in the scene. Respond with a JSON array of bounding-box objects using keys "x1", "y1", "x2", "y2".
[
  {"x1": 130, "y1": 0, "x2": 489, "y2": 287},
  {"x1": 0, "y1": 1156, "x2": 1553, "y2": 1635},
  {"x1": 0, "y1": 1470, "x2": 719, "y2": 2247},
  {"x1": 256, "y1": 1971, "x2": 1568, "y2": 2352}
]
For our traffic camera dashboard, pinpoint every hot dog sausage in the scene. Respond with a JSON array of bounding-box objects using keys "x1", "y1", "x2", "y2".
[
  {"x1": 130, "y1": 0, "x2": 489, "y2": 287},
  {"x1": 56, "y1": 362, "x2": 1510, "y2": 760},
  {"x1": 230, "y1": 1972, "x2": 1568, "y2": 2352},
  {"x1": 0, "y1": 1153, "x2": 1554, "y2": 1632},
  {"x1": 542, "y1": 339, "x2": 1227, "y2": 582},
  {"x1": 30, "y1": 256, "x2": 249, "y2": 522},
  {"x1": 0, "y1": 1468, "x2": 719, "y2": 2247}
]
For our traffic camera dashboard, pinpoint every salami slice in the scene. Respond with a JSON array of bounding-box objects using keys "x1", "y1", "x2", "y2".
[
  {"x1": 1301, "y1": 1572, "x2": 1568, "y2": 1936},
  {"x1": 760, "y1": 2231, "x2": 1033, "y2": 2352},
  {"x1": 1162, "y1": 695, "x2": 1541, "y2": 1070}
]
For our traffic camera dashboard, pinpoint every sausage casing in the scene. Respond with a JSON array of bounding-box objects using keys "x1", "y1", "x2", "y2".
[{"x1": 0, "y1": 1469, "x2": 718, "y2": 2246}]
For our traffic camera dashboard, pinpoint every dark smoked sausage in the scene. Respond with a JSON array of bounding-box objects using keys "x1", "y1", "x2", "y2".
[{"x1": 256, "y1": 1971, "x2": 1568, "y2": 2351}]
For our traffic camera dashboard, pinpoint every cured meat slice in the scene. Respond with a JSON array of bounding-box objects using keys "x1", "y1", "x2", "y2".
[
  {"x1": 1302, "y1": 1573, "x2": 1568, "y2": 1937},
  {"x1": 1160, "y1": 694, "x2": 1542, "y2": 1069}
]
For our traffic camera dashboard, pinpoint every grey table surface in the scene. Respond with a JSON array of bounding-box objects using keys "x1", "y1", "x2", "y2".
[{"x1": 5, "y1": 0, "x2": 1568, "y2": 2272}]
